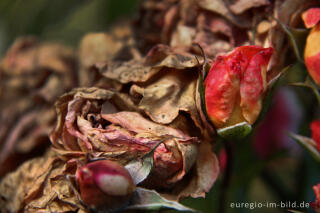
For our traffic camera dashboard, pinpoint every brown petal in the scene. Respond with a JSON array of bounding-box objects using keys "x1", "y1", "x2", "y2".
[
  {"x1": 164, "y1": 141, "x2": 219, "y2": 200},
  {"x1": 0, "y1": 151, "x2": 69, "y2": 212},
  {"x1": 130, "y1": 68, "x2": 203, "y2": 129},
  {"x1": 100, "y1": 44, "x2": 199, "y2": 84},
  {"x1": 197, "y1": 0, "x2": 250, "y2": 28},
  {"x1": 229, "y1": 0, "x2": 270, "y2": 15}
]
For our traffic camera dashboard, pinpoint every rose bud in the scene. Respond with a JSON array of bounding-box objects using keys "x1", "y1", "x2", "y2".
[
  {"x1": 311, "y1": 120, "x2": 320, "y2": 152},
  {"x1": 76, "y1": 160, "x2": 135, "y2": 211},
  {"x1": 203, "y1": 46, "x2": 273, "y2": 136},
  {"x1": 302, "y1": 8, "x2": 320, "y2": 86},
  {"x1": 311, "y1": 183, "x2": 320, "y2": 212}
]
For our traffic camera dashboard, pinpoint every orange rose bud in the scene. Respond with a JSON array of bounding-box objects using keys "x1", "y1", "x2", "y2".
[
  {"x1": 76, "y1": 160, "x2": 135, "y2": 211},
  {"x1": 204, "y1": 46, "x2": 273, "y2": 129},
  {"x1": 303, "y1": 8, "x2": 320, "y2": 86}
]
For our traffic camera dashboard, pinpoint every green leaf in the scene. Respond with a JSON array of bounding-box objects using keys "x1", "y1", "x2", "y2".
[
  {"x1": 289, "y1": 132, "x2": 320, "y2": 163},
  {"x1": 290, "y1": 77, "x2": 320, "y2": 105},
  {"x1": 125, "y1": 138, "x2": 168, "y2": 185},
  {"x1": 198, "y1": 75, "x2": 210, "y2": 121},
  {"x1": 217, "y1": 122, "x2": 252, "y2": 140},
  {"x1": 127, "y1": 187, "x2": 199, "y2": 212}
]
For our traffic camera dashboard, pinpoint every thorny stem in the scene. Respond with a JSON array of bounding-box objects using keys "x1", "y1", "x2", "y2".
[{"x1": 219, "y1": 140, "x2": 234, "y2": 213}]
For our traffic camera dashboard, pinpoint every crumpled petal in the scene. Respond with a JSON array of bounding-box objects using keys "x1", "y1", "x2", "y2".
[
  {"x1": 100, "y1": 44, "x2": 199, "y2": 84},
  {"x1": 0, "y1": 151, "x2": 82, "y2": 213}
]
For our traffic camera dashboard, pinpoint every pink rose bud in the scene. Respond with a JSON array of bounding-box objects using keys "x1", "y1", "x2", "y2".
[
  {"x1": 302, "y1": 8, "x2": 320, "y2": 86},
  {"x1": 76, "y1": 160, "x2": 135, "y2": 211},
  {"x1": 311, "y1": 120, "x2": 320, "y2": 152},
  {"x1": 204, "y1": 45, "x2": 273, "y2": 129}
]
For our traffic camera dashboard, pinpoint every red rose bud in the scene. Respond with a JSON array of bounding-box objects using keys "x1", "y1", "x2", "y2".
[
  {"x1": 76, "y1": 160, "x2": 135, "y2": 211},
  {"x1": 311, "y1": 120, "x2": 320, "y2": 152},
  {"x1": 303, "y1": 8, "x2": 320, "y2": 86},
  {"x1": 311, "y1": 183, "x2": 320, "y2": 212},
  {"x1": 204, "y1": 46, "x2": 273, "y2": 133}
]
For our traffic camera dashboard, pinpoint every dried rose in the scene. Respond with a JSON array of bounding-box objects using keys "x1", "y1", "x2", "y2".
[
  {"x1": 302, "y1": 8, "x2": 320, "y2": 86},
  {"x1": 203, "y1": 45, "x2": 273, "y2": 136},
  {"x1": 0, "y1": 37, "x2": 77, "y2": 176},
  {"x1": 0, "y1": 150, "x2": 83, "y2": 212},
  {"x1": 311, "y1": 183, "x2": 320, "y2": 213},
  {"x1": 76, "y1": 160, "x2": 135, "y2": 210},
  {"x1": 311, "y1": 120, "x2": 320, "y2": 152},
  {"x1": 50, "y1": 87, "x2": 199, "y2": 189}
]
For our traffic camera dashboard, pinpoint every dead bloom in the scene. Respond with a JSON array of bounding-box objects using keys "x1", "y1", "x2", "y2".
[
  {"x1": 204, "y1": 45, "x2": 273, "y2": 129},
  {"x1": 50, "y1": 87, "x2": 198, "y2": 189},
  {"x1": 302, "y1": 8, "x2": 320, "y2": 86}
]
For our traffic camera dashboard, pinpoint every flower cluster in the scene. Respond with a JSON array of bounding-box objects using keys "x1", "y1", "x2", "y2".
[{"x1": 0, "y1": 1, "x2": 320, "y2": 213}]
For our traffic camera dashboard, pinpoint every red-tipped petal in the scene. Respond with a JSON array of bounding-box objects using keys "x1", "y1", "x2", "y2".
[
  {"x1": 240, "y1": 47, "x2": 273, "y2": 124},
  {"x1": 311, "y1": 120, "x2": 320, "y2": 152},
  {"x1": 204, "y1": 56, "x2": 240, "y2": 128},
  {"x1": 204, "y1": 45, "x2": 273, "y2": 127},
  {"x1": 302, "y1": 8, "x2": 320, "y2": 29},
  {"x1": 305, "y1": 26, "x2": 320, "y2": 86}
]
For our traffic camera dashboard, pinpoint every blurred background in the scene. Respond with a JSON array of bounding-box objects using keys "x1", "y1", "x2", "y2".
[
  {"x1": 0, "y1": 0, "x2": 319, "y2": 213},
  {"x1": 0, "y1": 0, "x2": 139, "y2": 55}
]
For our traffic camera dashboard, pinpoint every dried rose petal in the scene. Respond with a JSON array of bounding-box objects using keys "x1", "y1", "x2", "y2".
[
  {"x1": 311, "y1": 120, "x2": 320, "y2": 152},
  {"x1": 204, "y1": 45, "x2": 273, "y2": 129},
  {"x1": 76, "y1": 160, "x2": 135, "y2": 210}
]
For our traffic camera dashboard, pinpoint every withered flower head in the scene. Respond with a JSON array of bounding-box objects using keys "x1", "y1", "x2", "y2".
[
  {"x1": 50, "y1": 87, "x2": 199, "y2": 189},
  {"x1": 76, "y1": 160, "x2": 135, "y2": 210},
  {"x1": 0, "y1": 37, "x2": 76, "y2": 176},
  {"x1": 302, "y1": 8, "x2": 320, "y2": 86},
  {"x1": 203, "y1": 45, "x2": 273, "y2": 133}
]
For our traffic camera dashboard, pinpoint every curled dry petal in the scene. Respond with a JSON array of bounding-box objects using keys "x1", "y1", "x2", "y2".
[
  {"x1": 0, "y1": 151, "x2": 83, "y2": 212},
  {"x1": 99, "y1": 44, "x2": 204, "y2": 130},
  {"x1": 76, "y1": 160, "x2": 135, "y2": 210},
  {"x1": 204, "y1": 46, "x2": 273, "y2": 129},
  {"x1": 100, "y1": 44, "x2": 199, "y2": 84}
]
